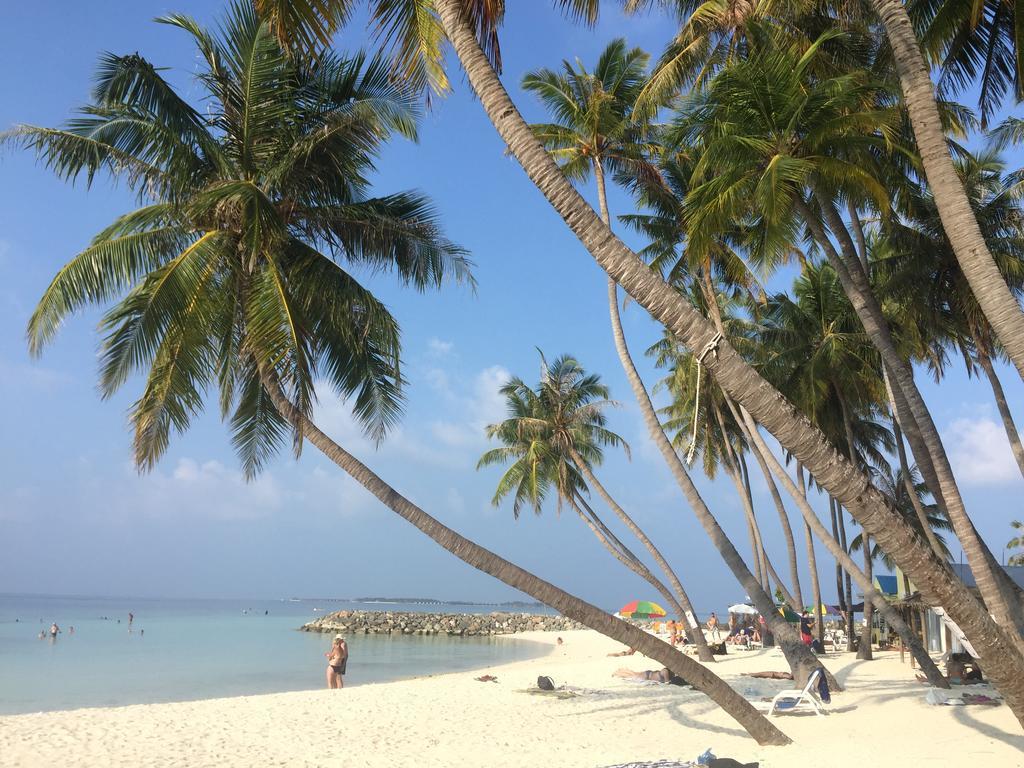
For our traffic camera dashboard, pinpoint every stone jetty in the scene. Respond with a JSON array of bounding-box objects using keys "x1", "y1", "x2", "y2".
[{"x1": 301, "y1": 610, "x2": 587, "y2": 636}]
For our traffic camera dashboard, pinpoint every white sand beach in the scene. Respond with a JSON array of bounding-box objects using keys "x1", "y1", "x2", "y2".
[{"x1": 1, "y1": 630, "x2": 1021, "y2": 768}]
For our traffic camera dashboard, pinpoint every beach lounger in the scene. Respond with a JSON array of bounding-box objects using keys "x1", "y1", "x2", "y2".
[{"x1": 767, "y1": 669, "x2": 827, "y2": 717}]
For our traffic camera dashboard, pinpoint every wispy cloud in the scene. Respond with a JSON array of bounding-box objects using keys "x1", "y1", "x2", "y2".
[
  {"x1": 427, "y1": 337, "x2": 454, "y2": 357},
  {"x1": 946, "y1": 414, "x2": 1021, "y2": 486}
]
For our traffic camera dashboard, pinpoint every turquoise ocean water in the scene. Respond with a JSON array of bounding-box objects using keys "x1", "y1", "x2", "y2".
[{"x1": 0, "y1": 594, "x2": 553, "y2": 715}]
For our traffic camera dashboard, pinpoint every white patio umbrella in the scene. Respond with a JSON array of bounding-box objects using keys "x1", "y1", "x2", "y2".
[{"x1": 727, "y1": 604, "x2": 758, "y2": 615}]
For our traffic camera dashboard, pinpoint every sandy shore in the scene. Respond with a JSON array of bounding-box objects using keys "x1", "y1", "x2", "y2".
[{"x1": 2, "y1": 629, "x2": 1021, "y2": 767}]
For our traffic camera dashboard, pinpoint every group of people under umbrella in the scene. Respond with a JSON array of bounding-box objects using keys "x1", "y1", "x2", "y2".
[{"x1": 618, "y1": 599, "x2": 839, "y2": 652}]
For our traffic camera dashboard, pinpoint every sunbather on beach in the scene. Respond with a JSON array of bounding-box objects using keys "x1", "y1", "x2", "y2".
[
  {"x1": 612, "y1": 667, "x2": 687, "y2": 686},
  {"x1": 607, "y1": 646, "x2": 637, "y2": 657}
]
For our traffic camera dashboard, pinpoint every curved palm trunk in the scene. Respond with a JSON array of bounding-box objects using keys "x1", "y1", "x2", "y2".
[
  {"x1": 593, "y1": 162, "x2": 713, "y2": 661},
  {"x1": 976, "y1": 345, "x2": 1024, "y2": 481},
  {"x1": 740, "y1": 409, "x2": 949, "y2": 687},
  {"x1": 836, "y1": 506, "x2": 855, "y2": 651},
  {"x1": 739, "y1": 452, "x2": 778, "y2": 597},
  {"x1": 728, "y1": 397, "x2": 804, "y2": 607},
  {"x1": 885, "y1": 371, "x2": 949, "y2": 561},
  {"x1": 802, "y1": 194, "x2": 1024, "y2": 641},
  {"x1": 795, "y1": 463, "x2": 824, "y2": 643},
  {"x1": 434, "y1": 0, "x2": 1024, "y2": 722},
  {"x1": 829, "y1": 497, "x2": 848, "y2": 621},
  {"x1": 607, "y1": 272, "x2": 822, "y2": 680},
  {"x1": 713, "y1": 403, "x2": 771, "y2": 593},
  {"x1": 836, "y1": 393, "x2": 873, "y2": 661},
  {"x1": 570, "y1": 451, "x2": 715, "y2": 661},
  {"x1": 858, "y1": 533, "x2": 875, "y2": 660},
  {"x1": 869, "y1": 0, "x2": 1024, "y2": 381},
  {"x1": 259, "y1": 372, "x2": 789, "y2": 744},
  {"x1": 569, "y1": 494, "x2": 693, "y2": 634},
  {"x1": 574, "y1": 494, "x2": 653, "y2": 573}
]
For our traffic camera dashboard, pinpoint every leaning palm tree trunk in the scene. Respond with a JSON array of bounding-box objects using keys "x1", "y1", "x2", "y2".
[
  {"x1": 740, "y1": 409, "x2": 950, "y2": 687},
  {"x1": 711, "y1": 402, "x2": 773, "y2": 594},
  {"x1": 885, "y1": 371, "x2": 949, "y2": 561},
  {"x1": 569, "y1": 449, "x2": 716, "y2": 661},
  {"x1": 259, "y1": 371, "x2": 790, "y2": 744},
  {"x1": 975, "y1": 345, "x2": 1024, "y2": 481},
  {"x1": 593, "y1": 163, "x2": 714, "y2": 661},
  {"x1": 829, "y1": 497, "x2": 848, "y2": 622},
  {"x1": 606, "y1": 275, "x2": 820, "y2": 677},
  {"x1": 568, "y1": 495, "x2": 697, "y2": 636},
  {"x1": 434, "y1": 0, "x2": 1024, "y2": 723},
  {"x1": 608, "y1": 268, "x2": 825, "y2": 680},
  {"x1": 797, "y1": 463, "x2": 825, "y2": 645},
  {"x1": 801, "y1": 194, "x2": 1024, "y2": 641},
  {"x1": 869, "y1": 0, "x2": 1024, "y2": 382},
  {"x1": 727, "y1": 397, "x2": 804, "y2": 607},
  {"x1": 837, "y1": 393, "x2": 873, "y2": 661},
  {"x1": 610, "y1": 279, "x2": 827, "y2": 680}
]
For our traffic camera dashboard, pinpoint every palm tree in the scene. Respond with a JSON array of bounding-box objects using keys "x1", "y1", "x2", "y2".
[
  {"x1": 479, "y1": 354, "x2": 715, "y2": 661},
  {"x1": 678, "y1": 26, "x2": 1024, "y2": 640},
  {"x1": 430, "y1": 0, "x2": 1024, "y2": 721},
  {"x1": 737, "y1": 408, "x2": 951, "y2": 686},
  {"x1": 913, "y1": 0, "x2": 1023, "y2": 127},
  {"x1": 623, "y1": 151, "x2": 805, "y2": 610},
  {"x1": 10, "y1": 5, "x2": 787, "y2": 744},
  {"x1": 850, "y1": 466, "x2": 953, "y2": 568},
  {"x1": 869, "y1": 0, "x2": 1024, "y2": 380},
  {"x1": 878, "y1": 151, "x2": 1024, "y2": 481},
  {"x1": 649, "y1": 323, "x2": 803, "y2": 609},
  {"x1": 518, "y1": 37, "x2": 818, "y2": 662},
  {"x1": 1009, "y1": 521, "x2": 1024, "y2": 566},
  {"x1": 268, "y1": 0, "x2": 1024, "y2": 700},
  {"x1": 760, "y1": 262, "x2": 894, "y2": 655},
  {"x1": 632, "y1": 0, "x2": 1024, "y2": 380}
]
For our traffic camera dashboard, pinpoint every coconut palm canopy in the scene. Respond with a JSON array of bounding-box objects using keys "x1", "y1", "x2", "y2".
[{"x1": 8, "y1": 3, "x2": 472, "y2": 479}]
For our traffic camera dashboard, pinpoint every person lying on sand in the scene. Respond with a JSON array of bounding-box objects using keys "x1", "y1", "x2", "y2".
[
  {"x1": 475, "y1": 675, "x2": 498, "y2": 683},
  {"x1": 607, "y1": 647, "x2": 638, "y2": 657},
  {"x1": 612, "y1": 667, "x2": 688, "y2": 686},
  {"x1": 742, "y1": 671, "x2": 793, "y2": 680}
]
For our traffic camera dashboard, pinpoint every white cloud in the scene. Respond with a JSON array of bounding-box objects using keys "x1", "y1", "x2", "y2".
[
  {"x1": 0, "y1": 358, "x2": 70, "y2": 393},
  {"x1": 430, "y1": 364, "x2": 510, "y2": 448},
  {"x1": 156, "y1": 457, "x2": 282, "y2": 519},
  {"x1": 427, "y1": 338, "x2": 454, "y2": 357},
  {"x1": 946, "y1": 416, "x2": 1021, "y2": 485}
]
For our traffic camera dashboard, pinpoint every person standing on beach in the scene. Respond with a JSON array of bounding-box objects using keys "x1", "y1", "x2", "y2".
[{"x1": 325, "y1": 635, "x2": 348, "y2": 689}]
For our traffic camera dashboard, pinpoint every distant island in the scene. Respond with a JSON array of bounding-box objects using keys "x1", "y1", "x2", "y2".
[{"x1": 289, "y1": 596, "x2": 545, "y2": 609}]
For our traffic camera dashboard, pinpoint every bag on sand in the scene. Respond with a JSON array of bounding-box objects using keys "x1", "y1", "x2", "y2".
[
  {"x1": 537, "y1": 675, "x2": 556, "y2": 691},
  {"x1": 709, "y1": 642, "x2": 728, "y2": 656}
]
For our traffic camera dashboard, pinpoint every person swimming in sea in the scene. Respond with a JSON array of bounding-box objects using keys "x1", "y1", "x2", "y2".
[
  {"x1": 49, "y1": 623, "x2": 59, "y2": 639},
  {"x1": 325, "y1": 635, "x2": 348, "y2": 689}
]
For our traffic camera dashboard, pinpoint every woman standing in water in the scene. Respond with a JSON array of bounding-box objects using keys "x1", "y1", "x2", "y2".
[{"x1": 325, "y1": 635, "x2": 348, "y2": 689}]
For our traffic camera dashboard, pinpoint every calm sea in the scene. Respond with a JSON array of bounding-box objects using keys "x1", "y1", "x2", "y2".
[{"x1": 0, "y1": 594, "x2": 554, "y2": 716}]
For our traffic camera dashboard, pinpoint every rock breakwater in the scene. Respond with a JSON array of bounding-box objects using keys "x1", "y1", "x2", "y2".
[{"x1": 301, "y1": 610, "x2": 586, "y2": 636}]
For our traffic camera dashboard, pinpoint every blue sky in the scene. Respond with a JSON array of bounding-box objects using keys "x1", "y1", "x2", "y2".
[{"x1": 1, "y1": 2, "x2": 1022, "y2": 613}]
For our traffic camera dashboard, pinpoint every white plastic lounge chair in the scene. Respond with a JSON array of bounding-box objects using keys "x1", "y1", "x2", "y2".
[{"x1": 768, "y1": 668, "x2": 827, "y2": 716}]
